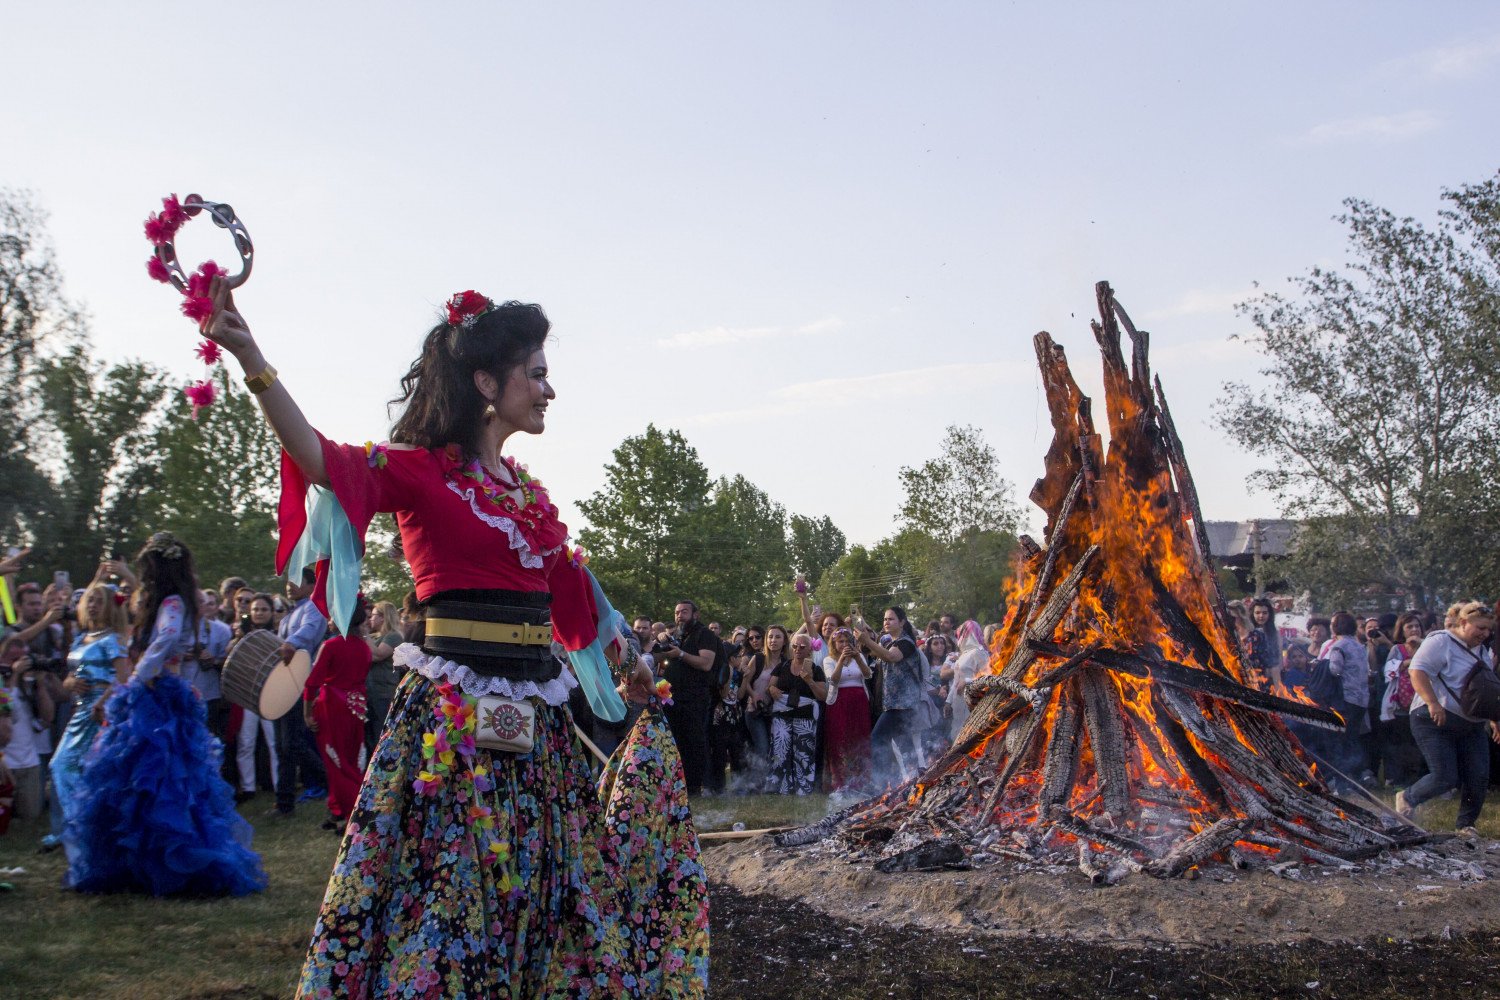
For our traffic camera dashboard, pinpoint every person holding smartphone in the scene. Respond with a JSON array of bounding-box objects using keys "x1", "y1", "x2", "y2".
[{"x1": 2, "y1": 637, "x2": 55, "y2": 823}]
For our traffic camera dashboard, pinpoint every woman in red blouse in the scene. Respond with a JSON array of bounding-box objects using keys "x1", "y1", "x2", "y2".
[
  {"x1": 200, "y1": 281, "x2": 708, "y2": 998},
  {"x1": 303, "y1": 595, "x2": 372, "y2": 829}
]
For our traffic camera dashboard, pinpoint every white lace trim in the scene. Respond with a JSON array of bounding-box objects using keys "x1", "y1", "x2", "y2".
[
  {"x1": 394, "y1": 642, "x2": 577, "y2": 705},
  {"x1": 444, "y1": 480, "x2": 547, "y2": 569}
]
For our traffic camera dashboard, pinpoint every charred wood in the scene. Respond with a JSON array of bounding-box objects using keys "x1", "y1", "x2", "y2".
[
  {"x1": 1081, "y1": 668, "x2": 1130, "y2": 817},
  {"x1": 1040, "y1": 685, "x2": 1084, "y2": 807},
  {"x1": 1146, "y1": 818, "x2": 1251, "y2": 877}
]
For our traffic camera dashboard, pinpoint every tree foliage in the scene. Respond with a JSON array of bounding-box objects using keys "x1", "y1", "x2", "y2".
[
  {"x1": 32, "y1": 343, "x2": 169, "y2": 576},
  {"x1": 1217, "y1": 172, "x2": 1500, "y2": 608},
  {"x1": 788, "y1": 513, "x2": 846, "y2": 592},
  {"x1": 578, "y1": 426, "x2": 851, "y2": 624},
  {"x1": 0, "y1": 190, "x2": 80, "y2": 547},
  {"x1": 897, "y1": 423, "x2": 1020, "y2": 544},
  {"x1": 136, "y1": 367, "x2": 282, "y2": 589},
  {"x1": 577, "y1": 424, "x2": 714, "y2": 618}
]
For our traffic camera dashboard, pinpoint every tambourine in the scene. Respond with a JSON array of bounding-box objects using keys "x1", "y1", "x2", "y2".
[{"x1": 152, "y1": 194, "x2": 253, "y2": 292}]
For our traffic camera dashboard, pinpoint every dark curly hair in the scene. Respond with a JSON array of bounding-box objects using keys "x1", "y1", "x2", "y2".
[
  {"x1": 389, "y1": 300, "x2": 550, "y2": 458},
  {"x1": 130, "y1": 533, "x2": 200, "y2": 658}
]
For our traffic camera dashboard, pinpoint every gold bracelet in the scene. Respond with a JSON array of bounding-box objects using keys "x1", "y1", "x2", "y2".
[{"x1": 243, "y1": 364, "x2": 278, "y2": 394}]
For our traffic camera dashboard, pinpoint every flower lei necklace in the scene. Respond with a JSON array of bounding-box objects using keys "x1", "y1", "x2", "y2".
[
  {"x1": 449, "y1": 448, "x2": 555, "y2": 519},
  {"x1": 141, "y1": 193, "x2": 254, "y2": 418},
  {"x1": 414, "y1": 683, "x2": 511, "y2": 867}
]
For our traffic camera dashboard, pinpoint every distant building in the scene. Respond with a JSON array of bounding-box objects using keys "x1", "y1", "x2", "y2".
[{"x1": 1202, "y1": 519, "x2": 1296, "y2": 593}]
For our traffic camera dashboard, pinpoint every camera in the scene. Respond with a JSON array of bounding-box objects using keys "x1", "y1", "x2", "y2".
[{"x1": 650, "y1": 634, "x2": 679, "y2": 657}]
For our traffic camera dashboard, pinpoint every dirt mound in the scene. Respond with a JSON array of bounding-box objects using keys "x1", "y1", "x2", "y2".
[{"x1": 707, "y1": 834, "x2": 1500, "y2": 947}]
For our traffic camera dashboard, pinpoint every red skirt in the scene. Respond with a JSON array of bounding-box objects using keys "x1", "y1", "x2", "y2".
[{"x1": 824, "y1": 684, "x2": 872, "y2": 791}]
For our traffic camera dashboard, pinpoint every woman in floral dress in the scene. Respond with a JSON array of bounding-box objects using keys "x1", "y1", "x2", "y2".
[{"x1": 200, "y1": 281, "x2": 708, "y2": 998}]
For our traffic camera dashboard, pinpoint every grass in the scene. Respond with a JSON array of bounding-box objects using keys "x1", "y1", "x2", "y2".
[
  {"x1": 3, "y1": 783, "x2": 1495, "y2": 999},
  {"x1": 0, "y1": 791, "x2": 825, "y2": 1000}
]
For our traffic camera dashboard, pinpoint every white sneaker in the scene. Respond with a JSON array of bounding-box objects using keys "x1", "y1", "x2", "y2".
[
  {"x1": 1456, "y1": 826, "x2": 1480, "y2": 840},
  {"x1": 1394, "y1": 789, "x2": 1414, "y2": 819}
]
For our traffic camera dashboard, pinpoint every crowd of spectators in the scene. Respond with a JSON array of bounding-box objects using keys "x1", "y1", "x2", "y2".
[
  {"x1": 580, "y1": 583, "x2": 1001, "y2": 799},
  {"x1": 7, "y1": 537, "x2": 1499, "y2": 841},
  {"x1": 0, "y1": 546, "x2": 427, "y2": 838},
  {"x1": 1237, "y1": 596, "x2": 1500, "y2": 834}
]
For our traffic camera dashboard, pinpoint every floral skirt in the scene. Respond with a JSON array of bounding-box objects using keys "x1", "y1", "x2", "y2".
[
  {"x1": 296, "y1": 672, "x2": 709, "y2": 999},
  {"x1": 767, "y1": 713, "x2": 818, "y2": 795}
]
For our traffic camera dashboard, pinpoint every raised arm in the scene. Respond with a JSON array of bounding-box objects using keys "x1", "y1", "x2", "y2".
[{"x1": 203, "y1": 277, "x2": 328, "y2": 488}]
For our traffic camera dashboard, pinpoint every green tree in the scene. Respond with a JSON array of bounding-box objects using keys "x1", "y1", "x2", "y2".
[
  {"x1": 897, "y1": 423, "x2": 1020, "y2": 544},
  {"x1": 1217, "y1": 172, "x2": 1500, "y2": 609},
  {"x1": 577, "y1": 424, "x2": 713, "y2": 618},
  {"x1": 693, "y1": 474, "x2": 791, "y2": 624},
  {"x1": 788, "y1": 513, "x2": 846, "y2": 592},
  {"x1": 0, "y1": 190, "x2": 82, "y2": 550},
  {"x1": 135, "y1": 367, "x2": 281, "y2": 589},
  {"x1": 32, "y1": 343, "x2": 170, "y2": 578},
  {"x1": 362, "y1": 513, "x2": 415, "y2": 605}
]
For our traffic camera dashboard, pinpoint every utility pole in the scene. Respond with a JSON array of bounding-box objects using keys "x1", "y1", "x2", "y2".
[{"x1": 1250, "y1": 519, "x2": 1265, "y2": 598}]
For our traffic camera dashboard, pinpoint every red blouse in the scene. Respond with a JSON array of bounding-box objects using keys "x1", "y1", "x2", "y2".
[
  {"x1": 277, "y1": 434, "x2": 600, "y2": 652},
  {"x1": 304, "y1": 634, "x2": 372, "y2": 698}
]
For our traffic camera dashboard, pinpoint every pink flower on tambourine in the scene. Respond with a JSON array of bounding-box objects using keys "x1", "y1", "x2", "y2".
[
  {"x1": 181, "y1": 296, "x2": 214, "y2": 323},
  {"x1": 185, "y1": 260, "x2": 226, "y2": 299},
  {"x1": 183, "y1": 379, "x2": 216, "y2": 420},
  {"x1": 195, "y1": 339, "x2": 222, "y2": 365},
  {"x1": 445, "y1": 289, "x2": 493, "y2": 328},
  {"x1": 146, "y1": 255, "x2": 172, "y2": 283},
  {"x1": 143, "y1": 214, "x2": 177, "y2": 247},
  {"x1": 159, "y1": 194, "x2": 189, "y2": 228}
]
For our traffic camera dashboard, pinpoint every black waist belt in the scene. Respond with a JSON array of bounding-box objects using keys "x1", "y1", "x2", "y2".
[{"x1": 419, "y1": 592, "x2": 560, "y2": 683}]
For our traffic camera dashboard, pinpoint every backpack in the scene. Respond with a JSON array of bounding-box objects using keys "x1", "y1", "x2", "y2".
[
  {"x1": 1303, "y1": 658, "x2": 1344, "y2": 710},
  {"x1": 1439, "y1": 636, "x2": 1500, "y2": 723},
  {"x1": 1389, "y1": 646, "x2": 1416, "y2": 714}
]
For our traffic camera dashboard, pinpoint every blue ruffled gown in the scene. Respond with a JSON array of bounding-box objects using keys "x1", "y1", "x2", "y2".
[{"x1": 67, "y1": 595, "x2": 267, "y2": 897}]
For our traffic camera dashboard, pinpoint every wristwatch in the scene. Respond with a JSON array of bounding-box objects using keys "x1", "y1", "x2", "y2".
[{"x1": 244, "y1": 364, "x2": 278, "y2": 394}]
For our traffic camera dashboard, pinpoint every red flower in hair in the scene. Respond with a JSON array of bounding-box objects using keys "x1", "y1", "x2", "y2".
[
  {"x1": 146, "y1": 255, "x2": 172, "y2": 283},
  {"x1": 183, "y1": 379, "x2": 217, "y2": 419},
  {"x1": 446, "y1": 290, "x2": 493, "y2": 327}
]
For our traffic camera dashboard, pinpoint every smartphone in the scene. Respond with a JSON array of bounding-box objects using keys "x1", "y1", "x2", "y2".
[{"x1": 54, "y1": 570, "x2": 71, "y2": 592}]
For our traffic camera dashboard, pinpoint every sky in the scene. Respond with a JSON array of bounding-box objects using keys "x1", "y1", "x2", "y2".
[{"x1": 5, "y1": 3, "x2": 1499, "y2": 547}]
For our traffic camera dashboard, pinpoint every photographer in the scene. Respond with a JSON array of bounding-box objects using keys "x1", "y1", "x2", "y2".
[
  {"x1": 655, "y1": 600, "x2": 719, "y2": 796},
  {"x1": 6, "y1": 582, "x2": 68, "y2": 677},
  {"x1": 2, "y1": 635, "x2": 56, "y2": 823}
]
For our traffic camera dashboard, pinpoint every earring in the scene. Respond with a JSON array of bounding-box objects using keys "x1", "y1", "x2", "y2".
[{"x1": 483, "y1": 401, "x2": 497, "y2": 417}]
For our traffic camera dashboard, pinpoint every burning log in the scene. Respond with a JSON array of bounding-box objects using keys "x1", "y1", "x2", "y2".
[
  {"x1": 1146, "y1": 819, "x2": 1252, "y2": 878},
  {"x1": 1078, "y1": 843, "x2": 1107, "y2": 885},
  {"x1": 790, "y1": 282, "x2": 1426, "y2": 873}
]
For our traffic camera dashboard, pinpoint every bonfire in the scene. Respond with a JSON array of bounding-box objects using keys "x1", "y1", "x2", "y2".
[{"x1": 782, "y1": 283, "x2": 1427, "y2": 882}]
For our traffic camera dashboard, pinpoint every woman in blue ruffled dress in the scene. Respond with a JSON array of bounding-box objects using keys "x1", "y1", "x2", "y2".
[
  {"x1": 49, "y1": 583, "x2": 131, "y2": 861},
  {"x1": 66, "y1": 532, "x2": 266, "y2": 897}
]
